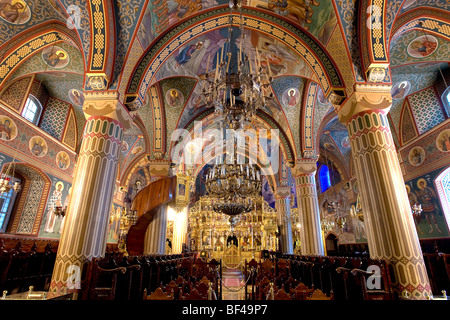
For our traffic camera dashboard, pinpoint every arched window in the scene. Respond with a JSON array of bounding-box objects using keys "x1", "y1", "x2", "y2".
[
  {"x1": 0, "y1": 177, "x2": 21, "y2": 233},
  {"x1": 442, "y1": 86, "x2": 450, "y2": 117},
  {"x1": 319, "y1": 164, "x2": 331, "y2": 193},
  {"x1": 21, "y1": 95, "x2": 42, "y2": 125},
  {"x1": 435, "y1": 167, "x2": 450, "y2": 232}
]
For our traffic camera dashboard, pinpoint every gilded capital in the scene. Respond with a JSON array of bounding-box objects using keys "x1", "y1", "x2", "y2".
[
  {"x1": 83, "y1": 91, "x2": 133, "y2": 130},
  {"x1": 334, "y1": 84, "x2": 392, "y2": 124}
]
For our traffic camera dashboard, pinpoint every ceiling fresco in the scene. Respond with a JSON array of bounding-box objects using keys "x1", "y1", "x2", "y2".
[{"x1": 0, "y1": 0, "x2": 448, "y2": 187}]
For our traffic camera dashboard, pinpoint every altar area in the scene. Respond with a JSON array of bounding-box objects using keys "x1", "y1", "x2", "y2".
[{"x1": 187, "y1": 196, "x2": 280, "y2": 269}]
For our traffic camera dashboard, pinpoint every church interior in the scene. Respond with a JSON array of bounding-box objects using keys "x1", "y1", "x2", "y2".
[{"x1": 0, "y1": 0, "x2": 449, "y2": 303}]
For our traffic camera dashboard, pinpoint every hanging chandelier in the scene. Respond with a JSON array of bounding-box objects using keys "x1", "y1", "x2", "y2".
[
  {"x1": 201, "y1": 0, "x2": 273, "y2": 129},
  {"x1": 0, "y1": 152, "x2": 21, "y2": 194},
  {"x1": 205, "y1": 140, "x2": 261, "y2": 217}
]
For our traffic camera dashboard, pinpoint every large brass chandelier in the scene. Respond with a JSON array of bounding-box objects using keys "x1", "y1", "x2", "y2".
[
  {"x1": 201, "y1": 0, "x2": 273, "y2": 129},
  {"x1": 205, "y1": 154, "x2": 261, "y2": 216}
]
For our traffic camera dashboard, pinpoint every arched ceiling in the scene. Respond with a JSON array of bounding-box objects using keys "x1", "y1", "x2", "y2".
[{"x1": 0, "y1": 0, "x2": 449, "y2": 184}]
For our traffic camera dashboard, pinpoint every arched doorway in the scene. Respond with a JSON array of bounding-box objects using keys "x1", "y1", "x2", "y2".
[{"x1": 325, "y1": 233, "x2": 338, "y2": 256}]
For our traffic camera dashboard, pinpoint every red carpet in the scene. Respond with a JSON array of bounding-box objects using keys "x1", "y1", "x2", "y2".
[{"x1": 223, "y1": 268, "x2": 243, "y2": 287}]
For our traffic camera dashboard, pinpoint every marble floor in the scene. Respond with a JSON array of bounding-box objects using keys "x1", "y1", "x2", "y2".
[{"x1": 221, "y1": 268, "x2": 246, "y2": 300}]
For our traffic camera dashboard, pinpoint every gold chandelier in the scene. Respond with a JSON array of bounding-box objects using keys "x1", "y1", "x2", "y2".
[
  {"x1": 201, "y1": 0, "x2": 273, "y2": 129},
  {"x1": 0, "y1": 152, "x2": 21, "y2": 194}
]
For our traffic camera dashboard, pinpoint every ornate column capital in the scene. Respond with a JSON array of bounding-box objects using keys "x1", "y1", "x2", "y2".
[
  {"x1": 275, "y1": 185, "x2": 291, "y2": 199},
  {"x1": 149, "y1": 160, "x2": 172, "y2": 178},
  {"x1": 291, "y1": 158, "x2": 318, "y2": 176},
  {"x1": 334, "y1": 84, "x2": 392, "y2": 124},
  {"x1": 83, "y1": 91, "x2": 133, "y2": 130}
]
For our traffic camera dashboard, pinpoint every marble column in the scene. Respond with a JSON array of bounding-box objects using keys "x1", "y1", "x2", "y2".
[
  {"x1": 143, "y1": 205, "x2": 168, "y2": 254},
  {"x1": 48, "y1": 92, "x2": 132, "y2": 298},
  {"x1": 275, "y1": 186, "x2": 293, "y2": 254},
  {"x1": 335, "y1": 84, "x2": 431, "y2": 299},
  {"x1": 292, "y1": 159, "x2": 324, "y2": 256}
]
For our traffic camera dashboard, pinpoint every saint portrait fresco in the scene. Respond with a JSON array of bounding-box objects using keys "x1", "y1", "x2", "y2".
[
  {"x1": 408, "y1": 146, "x2": 425, "y2": 167},
  {"x1": 68, "y1": 89, "x2": 85, "y2": 107},
  {"x1": 56, "y1": 151, "x2": 70, "y2": 170},
  {"x1": 165, "y1": 88, "x2": 184, "y2": 108},
  {"x1": 391, "y1": 81, "x2": 411, "y2": 100},
  {"x1": 436, "y1": 129, "x2": 450, "y2": 152},
  {"x1": 0, "y1": 116, "x2": 18, "y2": 141},
  {"x1": 0, "y1": 0, "x2": 31, "y2": 24},
  {"x1": 42, "y1": 46, "x2": 70, "y2": 69},
  {"x1": 407, "y1": 35, "x2": 438, "y2": 58},
  {"x1": 28, "y1": 136, "x2": 48, "y2": 157},
  {"x1": 282, "y1": 88, "x2": 300, "y2": 108}
]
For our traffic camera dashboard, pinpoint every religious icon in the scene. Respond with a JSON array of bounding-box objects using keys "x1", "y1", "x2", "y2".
[
  {"x1": 317, "y1": 87, "x2": 329, "y2": 105},
  {"x1": 42, "y1": 46, "x2": 70, "y2": 69},
  {"x1": 407, "y1": 35, "x2": 438, "y2": 58},
  {"x1": 408, "y1": 146, "x2": 425, "y2": 166},
  {"x1": 179, "y1": 183, "x2": 186, "y2": 196},
  {"x1": 165, "y1": 88, "x2": 183, "y2": 107},
  {"x1": 68, "y1": 89, "x2": 85, "y2": 107},
  {"x1": 0, "y1": 116, "x2": 17, "y2": 141},
  {"x1": 415, "y1": 178, "x2": 442, "y2": 234},
  {"x1": 29, "y1": 136, "x2": 48, "y2": 157},
  {"x1": 44, "y1": 181, "x2": 64, "y2": 233},
  {"x1": 391, "y1": 81, "x2": 411, "y2": 99},
  {"x1": 56, "y1": 151, "x2": 70, "y2": 170},
  {"x1": 341, "y1": 136, "x2": 350, "y2": 148},
  {"x1": 0, "y1": 0, "x2": 31, "y2": 24},
  {"x1": 436, "y1": 129, "x2": 450, "y2": 152},
  {"x1": 282, "y1": 88, "x2": 300, "y2": 108},
  {"x1": 175, "y1": 41, "x2": 204, "y2": 67}
]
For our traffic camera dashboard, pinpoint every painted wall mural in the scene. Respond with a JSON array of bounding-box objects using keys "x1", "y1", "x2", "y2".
[
  {"x1": 0, "y1": 0, "x2": 31, "y2": 24},
  {"x1": 29, "y1": 136, "x2": 48, "y2": 158},
  {"x1": 405, "y1": 166, "x2": 450, "y2": 238},
  {"x1": 0, "y1": 115, "x2": 17, "y2": 141},
  {"x1": 38, "y1": 177, "x2": 72, "y2": 238},
  {"x1": 401, "y1": 122, "x2": 450, "y2": 177},
  {"x1": 42, "y1": 46, "x2": 70, "y2": 69}
]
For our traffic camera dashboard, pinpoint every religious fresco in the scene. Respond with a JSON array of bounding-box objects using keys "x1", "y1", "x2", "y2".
[
  {"x1": 408, "y1": 146, "x2": 426, "y2": 167},
  {"x1": 42, "y1": 46, "x2": 70, "y2": 69},
  {"x1": 193, "y1": 163, "x2": 212, "y2": 203},
  {"x1": 401, "y1": 123, "x2": 450, "y2": 175},
  {"x1": 390, "y1": 30, "x2": 449, "y2": 67},
  {"x1": 137, "y1": 0, "x2": 220, "y2": 50},
  {"x1": 407, "y1": 35, "x2": 438, "y2": 59},
  {"x1": 106, "y1": 203, "x2": 123, "y2": 244},
  {"x1": 38, "y1": 177, "x2": 72, "y2": 238},
  {"x1": 391, "y1": 81, "x2": 411, "y2": 100},
  {"x1": 0, "y1": 0, "x2": 31, "y2": 24},
  {"x1": 249, "y1": 0, "x2": 337, "y2": 45},
  {"x1": 56, "y1": 151, "x2": 70, "y2": 171},
  {"x1": 68, "y1": 89, "x2": 85, "y2": 107},
  {"x1": 436, "y1": 129, "x2": 450, "y2": 152},
  {"x1": 262, "y1": 175, "x2": 276, "y2": 209},
  {"x1": 48, "y1": 0, "x2": 69, "y2": 19},
  {"x1": 405, "y1": 167, "x2": 450, "y2": 238},
  {"x1": 29, "y1": 136, "x2": 48, "y2": 158},
  {"x1": 0, "y1": 115, "x2": 17, "y2": 141}
]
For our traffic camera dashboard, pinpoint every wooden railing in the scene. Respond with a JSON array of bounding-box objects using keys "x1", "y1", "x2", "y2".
[{"x1": 244, "y1": 254, "x2": 396, "y2": 301}]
